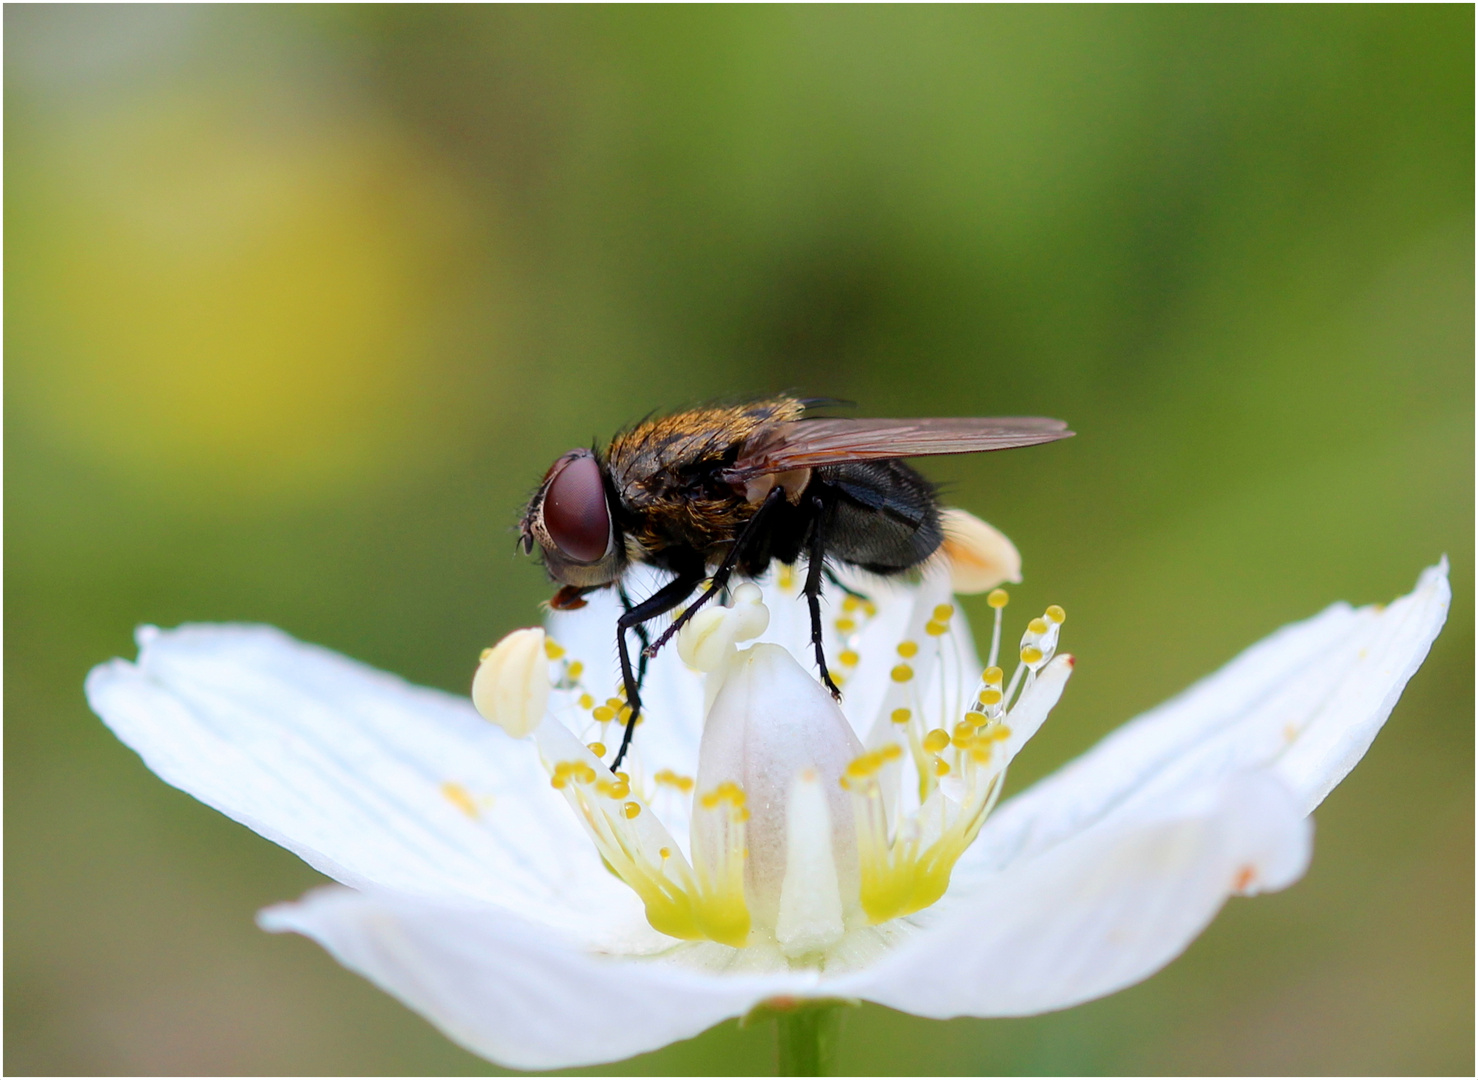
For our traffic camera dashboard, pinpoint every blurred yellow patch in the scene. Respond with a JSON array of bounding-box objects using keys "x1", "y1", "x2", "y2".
[{"x1": 15, "y1": 90, "x2": 482, "y2": 500}]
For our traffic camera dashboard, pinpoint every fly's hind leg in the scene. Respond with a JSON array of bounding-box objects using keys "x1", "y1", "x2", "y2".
[
  {"x1": 805, "y1": 494, "x2": 842, "y2": 699},
  {"x1": 822, "y1": 566, "x2": 871, "y2": 604}
]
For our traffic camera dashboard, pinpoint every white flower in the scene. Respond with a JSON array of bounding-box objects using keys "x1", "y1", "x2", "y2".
[{"x1": 85, "y1": 549, "x2": 1449, "y2": 1071}]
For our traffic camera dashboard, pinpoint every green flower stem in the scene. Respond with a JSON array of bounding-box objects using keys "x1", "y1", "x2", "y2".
[{"x1": 775, "y1": 1002, "x2": 845, "y2": 1076}]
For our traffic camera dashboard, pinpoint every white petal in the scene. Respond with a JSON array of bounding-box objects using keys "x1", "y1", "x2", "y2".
[
  {"x1": 260, "y1": 886, "x2": 813, "y2": 1071},
  {"x1": 833, "y1": 772, "x2": 1310, "y2": 1016},
  {"x1": 85, "y1": 624, "x2": 642, "y2": 944},
  {"x1": 1275, "y1": 559, "x2": 1451, "y2": 811},
  {"x1": 965, "y1": 561, "x2": 1449, "y2": 876}
]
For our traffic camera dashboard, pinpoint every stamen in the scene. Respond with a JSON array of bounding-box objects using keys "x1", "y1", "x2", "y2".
[
  {"x1": 987, "y1": 588, "x2": 1008, "y2": 669},
  {"x1": 845, "y1": 588, "x2": 1070, "y2": 928}
]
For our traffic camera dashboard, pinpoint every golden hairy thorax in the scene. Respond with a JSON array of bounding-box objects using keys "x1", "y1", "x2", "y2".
[{"x1": 605, "y1": 396, "x2": 805, "y2": 557}]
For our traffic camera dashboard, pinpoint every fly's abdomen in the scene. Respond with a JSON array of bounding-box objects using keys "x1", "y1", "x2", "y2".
[{"x1": 818, "y1": 460, "x2": 943, "y2": 573}]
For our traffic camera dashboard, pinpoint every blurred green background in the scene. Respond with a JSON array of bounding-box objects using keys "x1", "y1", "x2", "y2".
[{"x1": 6, "y1": 6, "x2": 1472, "y2": 1075}]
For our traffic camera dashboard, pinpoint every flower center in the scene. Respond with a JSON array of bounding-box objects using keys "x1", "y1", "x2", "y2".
[{"x1": 472, "y1": 567, "x2": 1073, "y2": 963}]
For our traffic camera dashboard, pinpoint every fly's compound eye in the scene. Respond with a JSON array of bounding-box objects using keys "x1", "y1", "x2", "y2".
[{"x1": 542, "y1": 451, "x2": 612, "y2": 564}]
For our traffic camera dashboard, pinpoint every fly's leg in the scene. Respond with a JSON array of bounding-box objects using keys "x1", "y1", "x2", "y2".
[
  {"x1": 805, "y1": 493, "x2": 841, "y2": 698},
  {"x1": 613, "y1": 569, "x2": 704, "y2": 769},
  {"x1": 823, "y1": 566, "x2": 871, "y2": 604},
  {"x1": 643, "y1": 486, "x2": 785, "y2": 658},
  {"x1": 617, "y1": 584, "x2": 651, "y2": 689}
]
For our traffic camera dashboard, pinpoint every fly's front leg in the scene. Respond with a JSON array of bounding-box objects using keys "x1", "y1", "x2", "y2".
[
  {"x1": 613, "y1": 569, "x2": 704, "y2": 768},
  {"x1": 805, "y1": 493, "x2": 841, "y2": 699},
  {"x1": 618, "y1": 584, "x2": 651, "y2": 689},
  {"x1": 644, "y1": 486, "x2": 786, "y2": 658}
]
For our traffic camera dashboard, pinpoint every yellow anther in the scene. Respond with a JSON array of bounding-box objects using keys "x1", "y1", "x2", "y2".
[
  {"x1": 623, "y1": 801, "x2": 641, "y2": 819},
  {"x1": 615, "y1": 770, "x2": 630, "y2": 783},
  {"x1": 846, "y1": 756, "x2": 877, "y2": 779},
  {"x1": 566, "y1": 660, "x2": 584, "y2": 678},
  {"x1": 619, "y1": 705, "x2": 634, "y2": 723},
  {"x1": 891, "y1": 664, "x2": 914, "y2": 683},
  {"x1": 932, "y1": 604, "x2": 955, "y2": 622},
  {"x1": 897, "y1": 640, "x2": 919, "y2": 658},
  {"x1": 978, "y1": 688, "x2": 1003, "y2": 705},
  {"x1": 573, "y1": 763, "x2": 596, "y2": 785},
  {"x1": 606, "y1": 779, "x2": 631, "y2": 799},
  {"x1": 553, "y1": 761, "x2": 575, "y2": 776},
  {"x1": 954, "y1": 721, "x2": 975, "y2": 739},
  {"x1": 994, "y1": 725, "x2": 1012, "y2": 741},
  {"x1": 836, "y1": 617, "x2": 857, "y2": 634},
  {"x1": 842, "y1": 595, "x2": 861, "y2": 613},
  {"x1": 890, "y1": 707, "x2": 912, "y2": 724},
  {"x1": 1021, "y1": 646, "x2": 1044, "y2": 664},
  {"x1": 592, "y1": 705, "x2": 616, "y2": 723},
  {"x1": 924, "y1": 620, "x2": 948, "y2": 636},
  {"x1": 656, "y1": 769, "x2": 697, "y2": 793},
  {"x1": 952, "y1": 732, "x2": 971, "y2": 749},
  {"x1": 1046, "y1": 604, "x2": 1066, "y2": 624},
  {"x1": 659, "y1": 847, "x2": 671, "y2": 860},
  {"x1": 983, "y1": 666, "x2": 1004, "y2": 684},
  {"x1": 701, "y1": 791, "x2": 721, "y2": 810},
  {"x1": 587, "y1": 741, "x2": 606, "y2": 756},
  {"x1": 544, "y1": 640, "x2": 565, "y2": 660},
  {"x1": 479, "y1": 647, "x2": 494, "y2": 662},
  {"x1": 969, "y1": 747, "x2": 992, "y2": 765},
  {"x1": 839, "y1": 649, "x2": 860, "y2": 667},
  {"x1": 606, "y1": 697, "x2": 625, "y2": 711},
  {"x1": 579, "y1": 693, "x2": 595, "y2": 710},
  {"x1": 987, "y1": 589, "x2": 1009, "y2": 609},
  {"x1": 1028, "y1": 617, "x2": 1049, "y2": 635},
  {"x1": 879, "y1": 742, "x2": 903, "y2": 761},
  {"x1": 934, "y1": 758, "x2": 951, "y2": 777},
  {"x1": 923, "y1": 729, "x2": 950, "y2": 754},
  {"x1": 863, "y1": 601, "x2": 878, "y2": 617},
  {"x1": 736, "y1": 807, "x2": 750, "y2": 823},
  {"x1": 550, "y1": 775, "x2": 567, "y2": 789},
  {"x1": 778, "y1": 566, "x2": 794, "y2": 590},
  {"x1": 831, "y1": 673, "x2": 846, "y2": 688}
]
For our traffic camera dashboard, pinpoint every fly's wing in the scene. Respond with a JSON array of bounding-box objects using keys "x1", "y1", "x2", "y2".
[{"x1": 720, "y1": 416, "x2": 1073, "y2": 482}]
